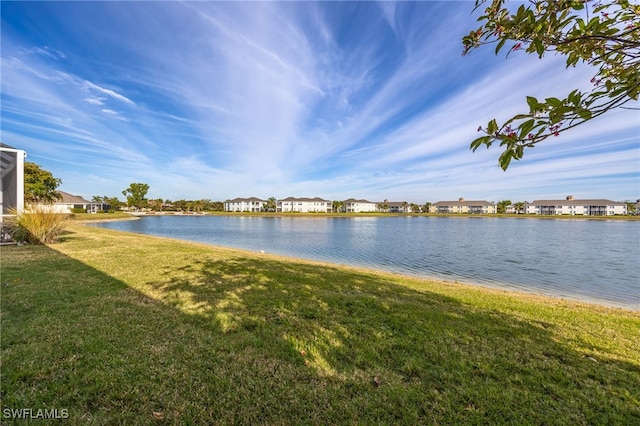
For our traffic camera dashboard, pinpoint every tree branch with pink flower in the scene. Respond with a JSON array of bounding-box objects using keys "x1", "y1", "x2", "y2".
[{"x1": 463, "y1": 0, "x2": 640, "y2": 170}]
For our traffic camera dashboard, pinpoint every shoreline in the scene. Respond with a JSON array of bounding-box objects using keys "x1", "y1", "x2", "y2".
[{"x1": 76, "y1": 222, "x2": 638, "y2": 312}]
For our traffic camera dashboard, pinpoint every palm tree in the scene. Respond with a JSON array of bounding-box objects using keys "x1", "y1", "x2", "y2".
[
  {"x1": 513, "y1": 201, "x2": 525, "y2": 214},
  {"x1": 193, "y1": 200, "x2": 204, "y2": 213},
  {"x1": 264, "y1": 197, "x2": 277, "y2": 212}
]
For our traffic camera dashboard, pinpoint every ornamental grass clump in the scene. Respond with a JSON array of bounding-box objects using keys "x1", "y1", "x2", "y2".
[{"x1": 7, "y1": 206, "x2": 68, "y2": 244}]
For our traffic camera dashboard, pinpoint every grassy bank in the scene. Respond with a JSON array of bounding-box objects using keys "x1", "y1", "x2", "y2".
[
  {"x1": 71, "y1": 212, "x2": 138, "y2": 221},
  {"x1": 1, "y1": 224, "x2": 639, "y2": 424}
]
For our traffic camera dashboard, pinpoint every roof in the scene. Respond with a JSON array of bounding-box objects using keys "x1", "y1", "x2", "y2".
[
  {"x1": 226, "y1": 197, "x2": 266, "y2": 203},
  {"x1": 382, "y1": 201, "x2": 408, "y2": 208},
  {"x1": 432, "y1": 200, "x2": 495, "y2": 206},
  {"x1": 343, "y1": 198, "x2": 374, "y2": 204},
  {"x1": 56, "y1": 191, "x2": 92, "y2": 204},
  {"x1": 1, "y1": 143, "x2": 22, "y2": 150},
  {"x1": 528, "y1": 199, "x2": 626, "y2": 206},
  {"x1": 1, "y1": 143, "x2": 26, "y2": 177},
  {"x1": 279, "y1": 197, "x2": 331, "y2": 202}
]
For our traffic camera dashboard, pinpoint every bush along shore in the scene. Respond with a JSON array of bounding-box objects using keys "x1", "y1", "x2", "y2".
[{"x1": 1, "y1": 224, "x2": 639, "y2": 424}]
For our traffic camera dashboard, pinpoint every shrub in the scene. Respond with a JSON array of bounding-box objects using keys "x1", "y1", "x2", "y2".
[
  {"x1": 71, "y1": 208, "x2": 87, "y2": 214},
  {"x1": 7, "y1": 206, "x2": 68, "y2": 244}
]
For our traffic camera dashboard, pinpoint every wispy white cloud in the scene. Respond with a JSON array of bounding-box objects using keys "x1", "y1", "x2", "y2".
[
  {"x1": 83, "y1": 81, "x2": 135, "y2": 105},
  {"x1": 19, "y1": 45, "x2": 66, "y2": 60},
  {"x1": 100, "y1": 108, "x2": 129, "y2": 121},
  {"x1": 84, "y1": 97, "x2": 104, "y2": 105},
  {"x1": 1, "y1": 1, "x2": 637, "y2": 203}
]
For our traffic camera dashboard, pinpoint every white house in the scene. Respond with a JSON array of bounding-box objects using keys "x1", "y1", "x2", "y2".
[
  {"x1": 343, "y1": 198, "x2": 378, "y2": 213},
  {"x1": 525, "y1": 196, "x2": 627, "y2": 216},
  {"x1": 505, "y1": 204, "x2": 526, "y2": 214},
  {"x1": 277, "y1": 197, "x2": 332, "y2": 213},
  {"x1": 429, "y1": 198, "x2": 496, "y2": 214},
  {"x1": 49, "y1": 191, "x2": 110, "y2": 214},
  {"x1": 224, "y1": 197, "x2": 267, "y2": 212},
  {"x1": 0, "y1": 143, "x2": 26, "y2": 221}
]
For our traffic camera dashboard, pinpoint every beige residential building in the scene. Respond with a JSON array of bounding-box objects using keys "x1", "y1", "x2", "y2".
[{"x1": 429, "y1": 198, "x2": 496, "y2": 214}]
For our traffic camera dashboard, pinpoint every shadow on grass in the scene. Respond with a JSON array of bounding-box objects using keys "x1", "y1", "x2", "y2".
[
  {"x1": 147, "y1": 255, "x2": 640, "y2": 424},
  {"x1": 2, "y1": 242, "x2": 639, "y2": 424}
]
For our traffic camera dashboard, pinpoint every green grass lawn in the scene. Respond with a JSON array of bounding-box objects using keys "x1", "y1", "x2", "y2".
[
  {"x1": 71, "y1": 212, "x2": 138, "y2": 221},
  {"x1": 1, "y1": 224, "x2": 639, "y2": 424}
]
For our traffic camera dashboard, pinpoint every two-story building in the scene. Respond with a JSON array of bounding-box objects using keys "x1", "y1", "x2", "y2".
[
  {"x1": 277, "y1": 197, "x2": 332, "y2": 213},
  {"x1": 343, "y1": 198, "x2": 378, "y2": 213},
  {"x1": 224, "y1": 197, "x2": 267, "y2": 212},
  {"x1": 525, "y1": 196, "x2": 627, "y2": 216},
  {"x1": 429, "y1": 198, "x2": 496, "y2": 214}
]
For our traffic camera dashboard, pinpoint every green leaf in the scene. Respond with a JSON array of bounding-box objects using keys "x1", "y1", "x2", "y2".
[
  {"x1": 470, "y1": 136, "x2": 492, "y2": 152},
  {"x1": 495, "y1": 38, "x2": 507, "y2": 55},
  {"x1": 498, "y1": 150, "x2": 513, "y2": 171},
  {"x1": 549, "y1": 108, "x2": 565, "y2": 124},
  {"x1": 526, "y1": 96, "x2": 539, "y2": 112},
  {"x1": 519, "y1": 119, "x2": 536, "y2": 138},
  {"x1": 533, "y1": 38, "x2": 544, "y2": 57},
  {"x1": 513, "y1": 114, "x2": 531, "y2": 120},
  {"x1": 487, "y1": 119, "x2": 498, "y2": 134},
  {"x1": 545, "y1": 97, "x2": 563, "y2": 108},
  {"x1": 568, "y1": 90, "x2": 582, "y2": 106},
  {"x1": 577, "y1": 108, "x2": 593, "y2": 120}
]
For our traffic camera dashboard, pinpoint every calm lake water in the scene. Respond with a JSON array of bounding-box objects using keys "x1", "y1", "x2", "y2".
[{"x1": 88, "y1": 216, "x2": 640, "y2": 310}]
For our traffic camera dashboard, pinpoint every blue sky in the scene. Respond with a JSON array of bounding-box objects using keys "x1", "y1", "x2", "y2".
[{"x1": 2, "y1": 1, "x2": 638, "y2": 203}]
